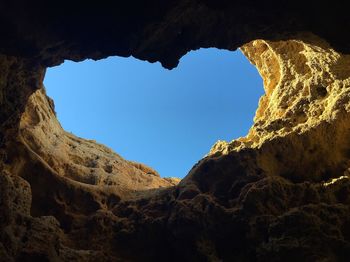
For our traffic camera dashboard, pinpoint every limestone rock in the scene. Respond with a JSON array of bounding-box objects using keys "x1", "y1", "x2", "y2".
[{"x1": 19, "y1": 88, "x2": 176, "y2": 194}]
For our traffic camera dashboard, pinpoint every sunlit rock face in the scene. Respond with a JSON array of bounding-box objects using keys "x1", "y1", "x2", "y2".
[
  {"x1": 1, "y1": 2, "x2": 350, "y2": 261},
  {"x1": 191, "y1": 35, "x2": 350, "y2": 260},
  {"x1": 210, "y1": 35, "x2": 350, "y2": 183}
]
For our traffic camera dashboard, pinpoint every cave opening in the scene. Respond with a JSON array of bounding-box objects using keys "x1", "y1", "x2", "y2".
[{"x1": 44, "y1": 48, "x2": 263, "y2": 179}]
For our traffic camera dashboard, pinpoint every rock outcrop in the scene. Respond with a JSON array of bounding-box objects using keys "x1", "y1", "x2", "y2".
[{"x1": 1, "y1": 1, "x2": 350, "y2": 261}]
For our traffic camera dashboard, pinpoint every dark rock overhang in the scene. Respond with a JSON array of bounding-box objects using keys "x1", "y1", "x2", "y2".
[{"x1": 0, "y1": 0, "x2": 349, "y2": 68}]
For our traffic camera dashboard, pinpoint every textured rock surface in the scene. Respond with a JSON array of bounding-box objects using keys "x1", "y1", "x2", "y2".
[
  {"x1": 210, "y1": 35, "x2": 350, "y2": 183},
  {"x1": 1, "y1": 2, "x2": 350, "y2": 261},
  {"x1": 20, "y1": 88, "x2": 178, "y2": 193}
]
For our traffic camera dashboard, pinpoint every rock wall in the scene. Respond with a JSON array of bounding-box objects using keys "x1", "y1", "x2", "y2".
[
  {"x1": 1, "y1": 2, "x2": 350, "y2": 261},
  {"x1": 211, "y1": 35, "x2": 350, "y2": 183},
  {"x1": 1, "y1": 73, "x2": 179, "y2": 260}
]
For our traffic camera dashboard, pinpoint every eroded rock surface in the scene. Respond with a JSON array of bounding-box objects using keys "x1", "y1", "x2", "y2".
[{"x1": 1, "y1": 2, "x2": 350, "y2": 261}]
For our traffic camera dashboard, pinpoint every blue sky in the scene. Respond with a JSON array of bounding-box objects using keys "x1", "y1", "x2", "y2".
[{"x1": 44, "y1": 48, "x2": 263, "y2": 178}]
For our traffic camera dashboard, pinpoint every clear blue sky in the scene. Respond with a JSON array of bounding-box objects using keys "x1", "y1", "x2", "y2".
[{"x1": 44, "y1": 48, "x2": 263, "y2": 179}]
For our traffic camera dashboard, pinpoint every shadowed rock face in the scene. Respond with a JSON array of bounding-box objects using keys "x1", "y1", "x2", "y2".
[
  {"x1": 0, "y1": 0, "x2": 350, "y2": 68},
  {"x1": 1, "y1": 2, "x2": 350, "y2": 261}
]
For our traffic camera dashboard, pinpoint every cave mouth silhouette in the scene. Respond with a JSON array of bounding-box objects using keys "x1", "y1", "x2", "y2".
[{"x1": 44, "y1": 48, "x2": 263, "y2": 179}]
